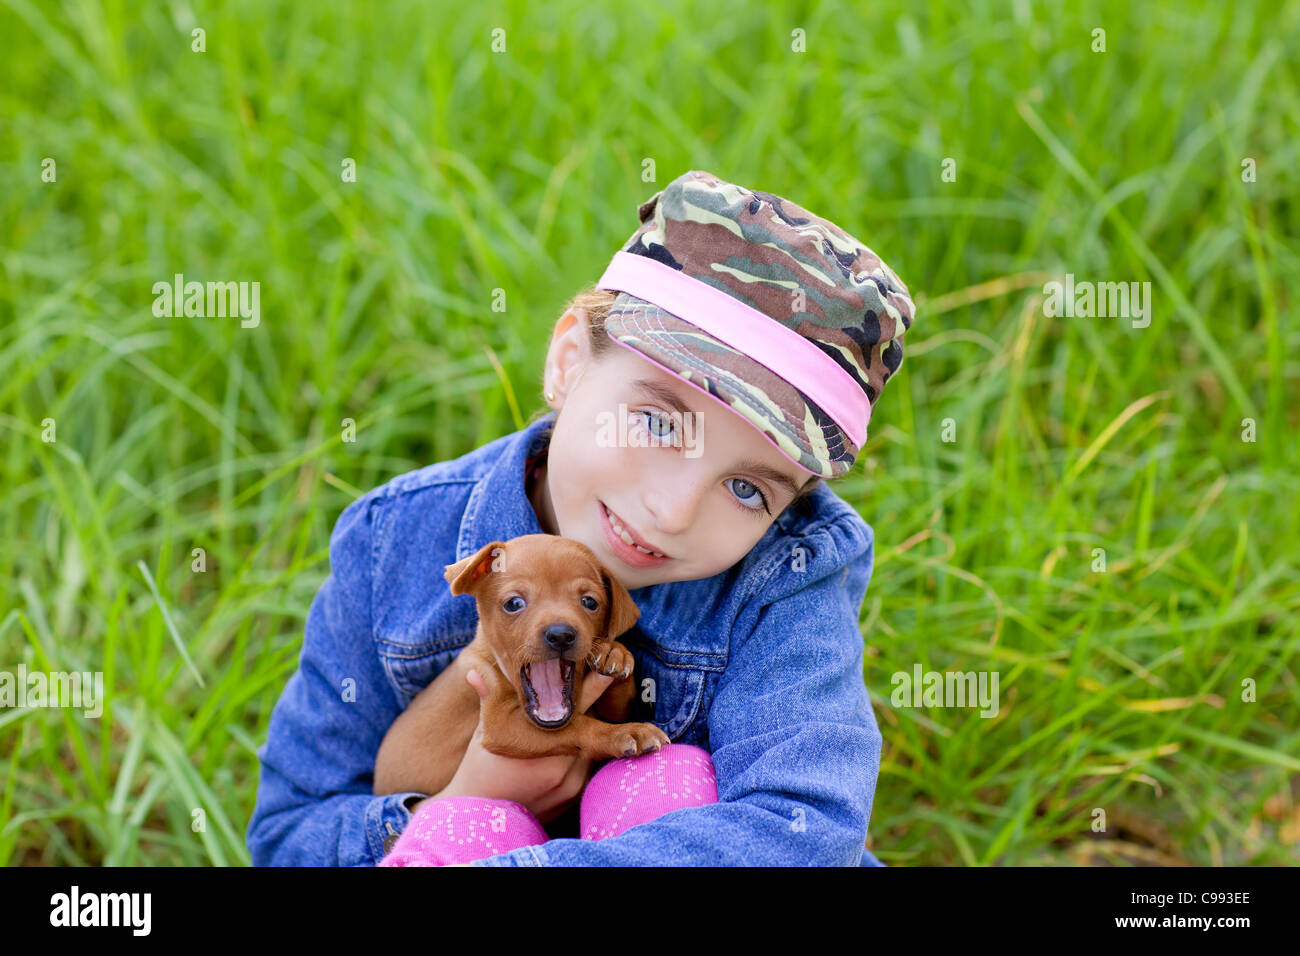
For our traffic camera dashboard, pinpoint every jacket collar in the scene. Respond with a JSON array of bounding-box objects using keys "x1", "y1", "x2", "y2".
[{"x1": 456, "y1": 412, "x2": 557, "y2": 562}]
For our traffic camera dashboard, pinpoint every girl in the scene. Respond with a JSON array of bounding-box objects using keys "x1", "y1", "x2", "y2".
[{"x1": 247, "y1": 170, "x2": 915, "y2": 867}]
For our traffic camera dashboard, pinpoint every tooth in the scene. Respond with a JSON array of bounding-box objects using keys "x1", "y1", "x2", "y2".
[{"x1": 607, "y1": 505, "x2": 662, "y2": 557}]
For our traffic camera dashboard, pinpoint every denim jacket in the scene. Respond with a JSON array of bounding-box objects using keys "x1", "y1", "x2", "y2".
[{"x1": 247, "y1": 411, "x2": 885, "y2": 866}]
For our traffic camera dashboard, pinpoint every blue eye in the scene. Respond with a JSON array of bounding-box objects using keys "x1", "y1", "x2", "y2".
[
  {"x1": 503, "y1": 596, "x2": 525, "y2": 613},
  {"x1": 726, "y1": 477, "x2": 769, "y2": 513},
  {"x1": 637, "y1": 410, "x2": 676, "y2": 443}
]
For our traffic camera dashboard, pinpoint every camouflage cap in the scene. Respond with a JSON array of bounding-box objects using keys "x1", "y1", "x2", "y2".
[{"x1": 594, "y1": 169, "x2": 915, "y2": 480}]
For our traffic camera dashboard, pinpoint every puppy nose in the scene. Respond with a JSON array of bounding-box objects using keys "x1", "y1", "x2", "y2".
[{"x1": 543, "y1": 624, "x2": 577, "y2": 652}]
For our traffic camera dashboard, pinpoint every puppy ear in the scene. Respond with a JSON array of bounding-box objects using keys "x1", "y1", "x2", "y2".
[
  {"x1": 444, "y1": 541, "x2": 508, "y2": 597},
  {"x1": 601, "y1": 569, "x2": 641, "y2": 639}
]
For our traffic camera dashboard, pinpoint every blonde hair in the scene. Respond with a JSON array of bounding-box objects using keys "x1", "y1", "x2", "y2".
[{"x1": 530, "y1": 283, "x2": 824, "y2": 504}]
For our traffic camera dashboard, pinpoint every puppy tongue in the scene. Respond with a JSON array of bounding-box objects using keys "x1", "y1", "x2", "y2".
[{"x1": 531, "y1": 658, "x2": 568, "y2": 722}]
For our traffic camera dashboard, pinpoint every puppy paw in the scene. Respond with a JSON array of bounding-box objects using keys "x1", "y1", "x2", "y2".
[
  {"x1": 616, "y1": 722, "x2": 672, "y2": 757},
  {"x1": 587, "y1": 642, "x2": 634, "y2": 679}
]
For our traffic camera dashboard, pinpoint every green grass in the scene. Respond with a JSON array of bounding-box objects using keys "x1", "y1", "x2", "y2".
[{"x1": 2, "y1": 0, "x2": 1298, "y2": 866}]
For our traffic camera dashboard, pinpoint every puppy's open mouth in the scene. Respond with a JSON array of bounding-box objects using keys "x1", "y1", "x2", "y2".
[{"x1": 520, "y1": 658, "x2": 576, "y2": 728}]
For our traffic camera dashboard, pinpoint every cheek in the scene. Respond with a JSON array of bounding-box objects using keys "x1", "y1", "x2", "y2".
[
  {"x1": 551, "y1": 451, "x2": 614, "y2": 506},
  {"x1": 700, "y1": 511, "x2": 762, "y2": 552}
]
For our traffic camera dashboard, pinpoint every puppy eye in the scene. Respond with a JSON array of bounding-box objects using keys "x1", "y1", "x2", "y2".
[
  {"x1": 503, "y1": 596, "x2": 525, "y2": 613},
  {"x1": 581, "y1": 596, "x2": 599, "y2": 611}
]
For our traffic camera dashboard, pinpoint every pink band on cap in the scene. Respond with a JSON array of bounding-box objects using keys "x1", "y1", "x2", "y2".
[{"x1": 595, "y1": 251, "x2": 869, "y2": 447}]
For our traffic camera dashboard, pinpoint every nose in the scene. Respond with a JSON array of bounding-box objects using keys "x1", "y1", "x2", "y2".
[
  {"x1": 644, "y1": 470, "x2": 706, "y2": 535},
  {"x1": 543, "y1": 624, "x2": 577, "y2": 653}
]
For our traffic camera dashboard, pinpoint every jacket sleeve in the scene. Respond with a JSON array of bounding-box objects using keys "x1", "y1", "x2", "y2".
[
  {"x1": 471, "y1": 519, "x2": 882, "y2": 866},
  {"x1": 246, "y1": 492, "x2": 427, "y2": 866}
]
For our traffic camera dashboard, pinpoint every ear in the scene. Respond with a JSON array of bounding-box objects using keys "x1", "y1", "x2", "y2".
[
  {"x1": 444, "y1": 541, "x2": 508, "y2": 597},
  {"x1": 601, "y1": 569, "x2": 641, "y2": 639}
]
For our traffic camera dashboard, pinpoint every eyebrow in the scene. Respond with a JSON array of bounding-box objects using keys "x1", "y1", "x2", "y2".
[{"x1": 631, "y1": 378, "x2": 805, "y2": 500}]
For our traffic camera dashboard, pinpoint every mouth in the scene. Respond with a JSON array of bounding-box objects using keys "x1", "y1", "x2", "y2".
[
  {"x1": 600, "y1": 501, "x2": 671, "y2": 567},
  {"x1": 520, "y1": 657, "x2": 576, "y2": 728}
]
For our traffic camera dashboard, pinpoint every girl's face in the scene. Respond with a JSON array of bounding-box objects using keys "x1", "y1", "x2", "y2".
[{"x1": 531, "y1": 309, "x2": 813, "y2": 590}]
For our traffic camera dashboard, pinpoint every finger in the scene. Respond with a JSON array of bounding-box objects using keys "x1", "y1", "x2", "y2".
[
  {"x1": 563, "y1": 755, "x2": 593, "y2": 796},
  {"x1": 577, "y1": 671, "x2": 616, "y2": 713},
  {"x1": 535, "y1": 758, "x2": 592, "y2": 824}
]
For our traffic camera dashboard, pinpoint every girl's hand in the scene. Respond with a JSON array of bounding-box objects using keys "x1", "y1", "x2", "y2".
[{"x1": 431, "y1": 664, "x2": 618, "y2": 826}]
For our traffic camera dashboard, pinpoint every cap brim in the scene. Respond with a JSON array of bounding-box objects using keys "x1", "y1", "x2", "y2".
[{"x1": 603, "y1": 292, "x2": 858, "y2": 480}]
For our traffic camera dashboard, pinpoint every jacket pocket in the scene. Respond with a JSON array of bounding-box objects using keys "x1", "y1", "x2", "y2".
[
  {"x1": 620, "y1": 628, "x2": 716, "y2": 745},
  {"x1": 381, "y1": 634, "x2": 474, "y2": 709}
]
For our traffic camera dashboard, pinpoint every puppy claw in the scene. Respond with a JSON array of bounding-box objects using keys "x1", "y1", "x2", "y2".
[
  {"x1": 594, "y1": 644, "x2": 634, "y2": 678},
  {"x1": 614, "y1": 723, "x2": 671, "y2": 758}
]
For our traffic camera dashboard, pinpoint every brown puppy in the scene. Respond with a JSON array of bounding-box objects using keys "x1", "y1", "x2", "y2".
[{"x1": 373, "y1": 535, "x2": 671, "y2": 798}]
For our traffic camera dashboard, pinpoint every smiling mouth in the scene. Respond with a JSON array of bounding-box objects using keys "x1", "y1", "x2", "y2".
[
  {"x1": 602, "y1": 503, "x2": 669, "y2": 558},
  {"x1": 520, "y1": 658, "x2": 576, "y2": 728}
]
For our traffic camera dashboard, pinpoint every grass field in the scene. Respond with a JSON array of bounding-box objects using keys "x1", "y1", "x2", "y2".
[{"x1": 2, "y1": 0, "x2": 1298, "y2": 866}]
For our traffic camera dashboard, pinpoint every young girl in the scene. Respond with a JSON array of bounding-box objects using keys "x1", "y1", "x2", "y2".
[{"x1": 246, "y1": 170, "x2": 915, "y2": 867}]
